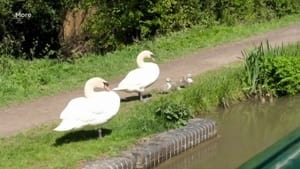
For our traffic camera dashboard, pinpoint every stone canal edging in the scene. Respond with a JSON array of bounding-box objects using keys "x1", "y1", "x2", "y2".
[{"x1": 83, "y1": 118, "x2": 217, "y2": 169}]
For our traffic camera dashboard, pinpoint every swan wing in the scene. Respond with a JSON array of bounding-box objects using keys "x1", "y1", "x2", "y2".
[
  {"x1": 89, "y1": 91, "x2": 120, "y2": 116},
  {"x1": 54, "y1": 97, "x2": 92, "y2": 131},
  {"x1": 118, "y1": 68, "x2": 148, "y2": 88},
  {"x1": 59, "y1": 97, "x2": 93, "y2": 120},
  {"x1": 114, "y1": 64, "x2": 159, "y2": 91},
  {"x1": 55, "y1": 91, "x2": 120, "y2": 131},
  {"x1": 53, "y1": 119, "x2": 86, "y2": 131}
]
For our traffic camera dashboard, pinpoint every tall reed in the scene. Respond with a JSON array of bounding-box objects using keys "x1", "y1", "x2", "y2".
[{"x1": 243, "y1": 41, "x2": 300, "y2": 99}]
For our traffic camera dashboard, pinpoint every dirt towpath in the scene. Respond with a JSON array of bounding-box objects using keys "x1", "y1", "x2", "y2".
[{"x1": 1, "y1": 23, "x2": 300, "y2": 137}]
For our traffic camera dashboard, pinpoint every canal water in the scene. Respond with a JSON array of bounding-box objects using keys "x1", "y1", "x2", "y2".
[{"x1": 156, "y1": 95, "x2": 300, "y2": 169}]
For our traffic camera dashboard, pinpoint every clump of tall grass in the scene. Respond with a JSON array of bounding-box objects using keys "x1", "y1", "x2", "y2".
[
  {"x1": 179, "y1": 65, "x2": 244, "y2": 112},
  {"x1": 242, "y1": 42, "x2": 273, "y2": 97},
  {"x1": 243, "y1": 42, "x2": 300, "y2": 100}
]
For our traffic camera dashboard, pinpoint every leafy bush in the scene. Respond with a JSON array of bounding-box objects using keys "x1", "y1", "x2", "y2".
[
  {"x1": 1, "y1": 0, "x2": 300, "y2": 57},
  {"x1": 262, "y1": 56, "x2": 300, "y2": 95},
  {"x1": 84, "y1": 0, "x2": 300, "y2": 54},
  {"x1": 84, "y1": 0, "x2": 211, "y2": 54},
  {"x1": 243, "y1": 42, "x2": 300, "y2": 97},
  {"x1": 155, "y1": 100, "x2": 193, "y2": 128},
  {"x1": 0, "y1": 0, "x2": 79, "y2": 59}
]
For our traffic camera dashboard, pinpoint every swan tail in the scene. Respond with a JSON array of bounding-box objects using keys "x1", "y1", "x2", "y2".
[{"x1": 53, "y1": 120, "x2": 84, "y2": 132}]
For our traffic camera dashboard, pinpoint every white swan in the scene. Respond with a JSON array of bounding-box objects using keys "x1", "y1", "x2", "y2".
[
  {"x1": 113, "y1": 50, "x2": 160, "y2": 101},
  {"x1": 54, "y1": 77, "x2": 120, "y2": 136}
]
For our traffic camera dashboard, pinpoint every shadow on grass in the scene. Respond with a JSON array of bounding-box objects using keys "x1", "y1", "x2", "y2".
[{"x1": 53, "y1": 128, "x2": 112, "y2": 146}]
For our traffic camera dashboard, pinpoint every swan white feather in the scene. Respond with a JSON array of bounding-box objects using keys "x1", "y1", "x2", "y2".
[
  {"x1": 54, "y1": 77, "x2": 120, "y2": 132},
  {"x1": 113, "y1": 50, "x2": 160, "y2": 100}
]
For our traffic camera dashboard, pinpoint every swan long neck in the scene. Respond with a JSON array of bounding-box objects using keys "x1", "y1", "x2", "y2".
[
  {"x1": 136, "y1": 53, "x2": 146, "y2": 68},
  {"x1": 84, "y1": 78, "x2": 103, "y2": 98},
  {"x1": 84, "y1": 82, "x2": 96, "y2": 98}
]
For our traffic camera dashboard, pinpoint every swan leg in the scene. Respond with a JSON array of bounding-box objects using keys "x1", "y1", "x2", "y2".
[
  {"x1": 139, "y1": 92, "x2": 143, "y2": 101},
  {"x1": 98, "y1": 128, "x2": 102, "y2": 138}
]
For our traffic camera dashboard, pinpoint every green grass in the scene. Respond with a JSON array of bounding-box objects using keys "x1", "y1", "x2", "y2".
[
  {"x1": 0, "y1": 64, "x2": 245, "y2": 169},
  {"x1": 0, "y1": 13, "x2": 300, "y2": 169},
  {"x1": 1, "y1": 14, "x2": 300, "y2": 107}
]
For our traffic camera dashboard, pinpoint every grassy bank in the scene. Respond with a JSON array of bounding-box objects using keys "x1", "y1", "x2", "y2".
[
  {"x1": 0, "y1": 64, "x2": 245, "y2": 169},
  {"x1": 1, "y1": 14, "x2": 300, "y2": 107},
  {"x1": 2, "y1": 41, "x2": 300, "y2": 169}
]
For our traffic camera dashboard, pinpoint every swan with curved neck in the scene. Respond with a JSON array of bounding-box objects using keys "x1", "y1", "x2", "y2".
[
  {"x1": 136, "y1": 50, "x2": 155, "y2": 68},
  {"x1": 113, "y1": 50, "x2": 160, "y2": 101},
  {"x1": 54, "y1": 77, "x2": 120, "y2": 136},
  {"x1": 84, "y1": 77, "x2": 110, "y2": 98}
]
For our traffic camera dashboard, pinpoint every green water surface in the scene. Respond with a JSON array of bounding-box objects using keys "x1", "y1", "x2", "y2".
[{"x1": 156, "y1": 95, "x2": 300, "y2": 169}]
